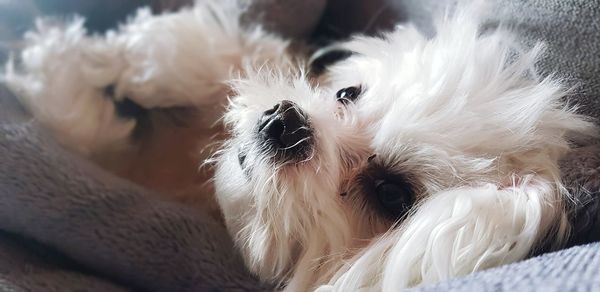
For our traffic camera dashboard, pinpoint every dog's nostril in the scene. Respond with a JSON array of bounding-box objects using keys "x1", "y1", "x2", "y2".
[
  {"x1": 262, "y1": 118, "x2": 285, "y2": 141},
  {"x1": 258, "y1": 100, "x2": 312, "y2": 159},
  {"x1": 258, "y1": 106, "x2": 280, "y2": 133},
  {"x1": 263, "y1": 103, "x2": 280, "y2": 116}
]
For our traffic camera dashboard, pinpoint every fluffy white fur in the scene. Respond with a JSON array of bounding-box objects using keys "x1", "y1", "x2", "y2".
[
  {"x1": 3, "y1": 1, "x2": 596, "y2": 292},
  {"x1": 3, "y1": 0, "x2": 289, "y2": 155}
]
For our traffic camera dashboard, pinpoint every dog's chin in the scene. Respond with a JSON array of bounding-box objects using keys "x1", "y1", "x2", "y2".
[{"x1": 236, "y1": 140, "x2": 314, "y2": 176}]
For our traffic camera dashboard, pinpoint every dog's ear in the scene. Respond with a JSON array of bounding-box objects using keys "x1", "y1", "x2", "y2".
[{"x1": 308, "y1": 46, "x2": 353, "y2": 76}]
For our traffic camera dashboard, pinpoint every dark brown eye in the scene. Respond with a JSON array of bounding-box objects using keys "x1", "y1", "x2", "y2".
[
  {"x1": 336, "y1": 86, "x2": 362, "y2": 104},
  {"x1": 374, "y1": 179, "x2": 414, "y2": 219}
]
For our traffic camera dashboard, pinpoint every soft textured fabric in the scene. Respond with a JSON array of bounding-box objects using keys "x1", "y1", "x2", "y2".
[
  {"x1": 0, "y1": 0, "x2": 598, "y2": 291},
  {"x1": 0, "y1": 231, "x2": 129, "y2": 292},
  {"x1": 411, "y1": 242, "x2": 600, "y2": 291},
  {"x1": 483, "y1": 0, "x2": 600, "y2": 122},
  {"x1": 562, "y1": 144, "x2": 600, "y2": 247}
]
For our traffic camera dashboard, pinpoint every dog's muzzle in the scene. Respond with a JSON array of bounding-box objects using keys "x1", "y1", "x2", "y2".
[{"x1": 257, "y1": 100, "x2": 312, "y2": 162}]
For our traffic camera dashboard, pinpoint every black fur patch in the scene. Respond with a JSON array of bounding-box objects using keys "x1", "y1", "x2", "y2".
[{"x1": 309, "y1": 48, "x2": 353, "y2": 76}]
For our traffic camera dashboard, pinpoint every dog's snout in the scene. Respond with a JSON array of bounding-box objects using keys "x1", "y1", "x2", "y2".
[{"x1": 258, "y1": 100, "x2": 312, "y2": 160}]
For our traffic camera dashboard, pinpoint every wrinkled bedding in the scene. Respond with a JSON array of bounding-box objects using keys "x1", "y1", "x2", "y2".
[{"x1": 0, "y1": 0, "x2": 599, "y2": 291}]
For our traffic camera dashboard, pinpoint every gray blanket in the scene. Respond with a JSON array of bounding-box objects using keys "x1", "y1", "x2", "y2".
[
  {"x1": 0, "y1": 0, "x2": 599, "y2": 291},
  {"x1": 0, "y1": 86, "x2": 267, "y2": 291}
]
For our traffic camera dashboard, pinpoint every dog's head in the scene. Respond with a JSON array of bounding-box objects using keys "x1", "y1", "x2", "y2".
[{"x1": 214, "y1": 9, "x2": 593, "y2": 290}]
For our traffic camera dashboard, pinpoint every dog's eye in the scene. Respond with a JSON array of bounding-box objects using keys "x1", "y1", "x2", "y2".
[
  {"x1": 336, "y1": 86, "x2": 362, "y2": 104},
  {"x1": 374, "y1": 179, "x2": 414, "y2": 219}
]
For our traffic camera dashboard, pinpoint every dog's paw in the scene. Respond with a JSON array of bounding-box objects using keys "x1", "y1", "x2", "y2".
[{"x1": 2, "y1": 19, "x2": 136, "y2": 155}]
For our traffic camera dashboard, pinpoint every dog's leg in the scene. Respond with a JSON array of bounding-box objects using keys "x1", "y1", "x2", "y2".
[
  {"x1": 324, "y1": 177, "x2": 567, "y2": 291},
  {"x1": 113, "y1": 1, "x2": 290, "y2": 109},
  {"x1": 2, "y1": 0, "x2": 289, "y2": 155},
  {"x1": 2, "y1": 19, "x2": 133, "y2": 155}
]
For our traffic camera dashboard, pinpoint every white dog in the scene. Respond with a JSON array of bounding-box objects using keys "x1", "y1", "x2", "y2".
[{"x1": 3, "y1": 1, "x2": 596, "y2": 291}]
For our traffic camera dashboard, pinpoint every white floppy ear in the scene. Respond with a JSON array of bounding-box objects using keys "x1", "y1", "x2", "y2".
[{"x1": 326, "y1": 175, "x2": 567, "y2": 291}]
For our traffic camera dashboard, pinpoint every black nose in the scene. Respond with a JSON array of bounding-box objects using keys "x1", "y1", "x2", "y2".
[{"x1": 258, "y1": 100, "x2": 312, "y2": 160}]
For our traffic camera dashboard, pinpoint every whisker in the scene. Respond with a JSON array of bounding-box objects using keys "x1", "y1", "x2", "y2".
[
  {"x1": 281, "y1": 137, "x2": 312, "y2": 151},
  {"x1": 289, "y1": 126, "x2": 312, "y2": 135}
]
